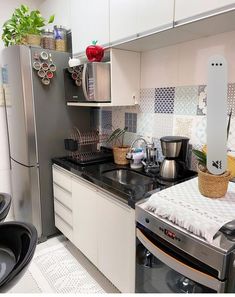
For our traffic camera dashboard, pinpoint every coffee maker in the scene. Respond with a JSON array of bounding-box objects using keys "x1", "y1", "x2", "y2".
[{"x1": 159, "y1": 136, "x2": 189, "y2": 180}]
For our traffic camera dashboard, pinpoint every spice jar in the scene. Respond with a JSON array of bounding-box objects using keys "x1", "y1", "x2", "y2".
[
  {"x1": 54, "y1": 25, "x2": 67, "y2": 52},
  {"x1": 41, "y1": 29, "x2": 55, "y2": 50}
]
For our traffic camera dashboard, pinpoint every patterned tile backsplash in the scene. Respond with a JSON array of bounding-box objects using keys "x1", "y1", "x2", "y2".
[
  {"x1": 155, "y1": 87, "x2": 175, "y2": 113},
  {"x1": 98, "y1": 83, "x2": 235, "y2": 171}
]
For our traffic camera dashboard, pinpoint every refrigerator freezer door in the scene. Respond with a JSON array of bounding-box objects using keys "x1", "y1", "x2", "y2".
[
  {"x1": 11, "y1": 159, "x2": 42, "y2": 237},
  {"x1": 2, "y1": 46, "x2": 38, "y2": 167},
  {"x1": 30, "y1": 47, "x2": 92, "y2": 237}
]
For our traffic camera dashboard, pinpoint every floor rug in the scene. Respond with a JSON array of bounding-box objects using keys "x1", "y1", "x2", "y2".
[{"x1": 10, "y1": 240, "x2": 105, "y2": 294}]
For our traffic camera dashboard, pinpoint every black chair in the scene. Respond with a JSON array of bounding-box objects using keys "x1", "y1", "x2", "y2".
[
  {"x1": 0, "y1": 193, "x2": 11, "y2": 222},
  {"x1": 0, "y1": 222, "x2": 38, "y2": 292}
]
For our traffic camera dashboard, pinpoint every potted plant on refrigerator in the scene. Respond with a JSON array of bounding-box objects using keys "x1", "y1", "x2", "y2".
[
  {"x1": 106, "y1": 127, "x2": 130, "y2": 165},
  {"x1": 193, "y1": 149, "x2": 231, "y2": 198},
  {"x1": 2, "y1": 5, "x2": 54, "y2": 47}
]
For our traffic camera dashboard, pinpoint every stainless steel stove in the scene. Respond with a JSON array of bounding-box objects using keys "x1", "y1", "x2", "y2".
[{"x1": 135, "y1": 197, "x2": 235, "y2": 293}]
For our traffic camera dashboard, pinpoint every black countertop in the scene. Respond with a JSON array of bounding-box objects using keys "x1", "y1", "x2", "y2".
[{"x1": 52, "y1": 157, "x2": 197, "y2": 209}]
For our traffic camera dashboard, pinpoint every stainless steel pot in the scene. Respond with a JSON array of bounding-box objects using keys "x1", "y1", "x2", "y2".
[{"x1": 160, "y1": 159, "x2": 178, "y2": 179}]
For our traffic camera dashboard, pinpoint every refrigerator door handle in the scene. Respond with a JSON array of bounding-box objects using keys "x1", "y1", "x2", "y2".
[
  {"x1": 10, "y1": 157, "x2": 37, "y2": 168},
  {"x1": 3, "y1": 86, "x2": 12, "y2": 170}
]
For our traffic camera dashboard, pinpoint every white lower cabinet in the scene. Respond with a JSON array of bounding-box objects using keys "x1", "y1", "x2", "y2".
[
  {"x1": 52, "y1": 166, "x2": 73, "y2": 242},
  {"x1": 96, "y1": 190, "x2": 135, "y2": 293},
  {"x1": 72, "y1": 176, "x2": 98, "y2": 266},
  {"x1": 52, "y1": 165, "x2": 135, "y2": 293}
]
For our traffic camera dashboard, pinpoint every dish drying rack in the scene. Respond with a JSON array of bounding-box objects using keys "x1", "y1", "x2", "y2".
[{"x1": 64, "y1": 127, "x2": 113, "y2": 165}]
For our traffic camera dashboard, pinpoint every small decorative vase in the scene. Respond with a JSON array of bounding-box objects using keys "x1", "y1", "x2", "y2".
[
  {"x1": 198, "y1": 167, "x2": 231, "y2": 198},
  {"x1": 26, "y1": 34, "x2": 41, "y2": 46},
  {"x1": 113, "y1": 146, "x2": 130, "y2": 165}
]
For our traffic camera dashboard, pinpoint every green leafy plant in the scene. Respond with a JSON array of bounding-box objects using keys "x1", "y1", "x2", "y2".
[
  {"x1": 106, "y1": 127, "x2": 128, "y2": 147},
  {"x1": 2, "y1": 5, "x2": 55, "y2": 47},
  {"x1": 193, "y1": 149, "x2": 211, "y2": 173},
  {"x1": 193, "y1": 149, "x2": 207, "y2": 167}
]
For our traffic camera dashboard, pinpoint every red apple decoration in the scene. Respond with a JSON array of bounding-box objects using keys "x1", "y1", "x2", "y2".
[{"x1": 86, "y1": 40, "x2": 104, "y2": 62}]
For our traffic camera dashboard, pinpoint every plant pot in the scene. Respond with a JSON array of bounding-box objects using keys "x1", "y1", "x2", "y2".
[
  {"x1": 198, "y1": 167, "x2": 231, "y2": 198},
  {"x1": 113, "y1": 146, "x2": 130, "y2": 165},
  {"x1": 26, "y1": 34, "x2": 41, "y2": 46}
]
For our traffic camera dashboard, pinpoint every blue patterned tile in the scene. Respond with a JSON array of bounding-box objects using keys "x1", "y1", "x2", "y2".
[
  {"x1": 174, "y1": 86, "x2": 198, "y2": 115},
  {"x1": 125, "y1": 112, "x2": 137, "y2": 133},
  {"x1": 154, "y1": 87, "x2": 175, "y2": 114},
  {"x1": 101, "y1": 110, "x2": 112, "y2": 129}
]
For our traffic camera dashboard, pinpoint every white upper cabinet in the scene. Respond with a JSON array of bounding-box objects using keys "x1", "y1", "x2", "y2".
[
  {"x1": 136, "y1": 0, "x2": 174, "y2": 35},
  {"x1": 71, "y1": 0, "x2": 110, "y2": 55},
  {"x1": 175, "y1": 0, "x2": 235, "y2": 24},
  {"x1": 110, "y1": 0, "x2": 138, "y2": 43},
  {"x1": 110, "y1": 0, "x2": 174, "y2": 44}
]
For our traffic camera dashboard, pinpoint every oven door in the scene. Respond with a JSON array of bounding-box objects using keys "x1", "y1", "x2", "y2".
[{"x1": 136, "y1": 226, "x2": 226, "y2": 293}]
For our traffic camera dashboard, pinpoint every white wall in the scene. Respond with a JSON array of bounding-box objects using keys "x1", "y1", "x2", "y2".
[
  {"x1": 39, "y1": 0, "x2": 71, "y2": 30},
  {"x1": 0, "y1": 0, "x2": 40, "y2": 219}
]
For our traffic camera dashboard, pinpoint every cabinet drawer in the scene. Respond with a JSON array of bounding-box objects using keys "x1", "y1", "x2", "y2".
[
  {"x1": 53, "y1": 167, "x2": 71, "y2": 192},
  {"x1": 54, "y1": 199, "x2": 73, "y2": 227},
  {"x1": 55, "y1": 214, "x2": 73, "y2": 241},
  {"x1": 53, "y1": 184, "x2": 72, "y2": 210}
]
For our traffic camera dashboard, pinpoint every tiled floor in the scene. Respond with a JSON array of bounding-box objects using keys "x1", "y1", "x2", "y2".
[{"x1": 9, "y1": 235, "x2": 120, "y2": 294}]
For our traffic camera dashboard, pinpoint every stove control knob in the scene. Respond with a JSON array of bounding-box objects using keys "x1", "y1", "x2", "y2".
[{"x1": 145, "y1": 218, "x2": 150, "y2": 224}]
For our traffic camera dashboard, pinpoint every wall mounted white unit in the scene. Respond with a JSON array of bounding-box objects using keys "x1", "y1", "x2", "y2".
[
  {"x1": 67, "y1": 48, "x2": 140, "y2": 107},
  {"x1": 207, "y1": 56, "x2": 227, "y2": 175}
]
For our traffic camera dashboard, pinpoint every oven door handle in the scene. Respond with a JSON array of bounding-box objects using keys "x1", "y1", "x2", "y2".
[{"x1": 137, "y1": 228, "x2": 225, "y2": 292}]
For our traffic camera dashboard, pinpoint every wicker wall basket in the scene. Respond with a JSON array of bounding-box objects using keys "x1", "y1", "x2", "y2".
[
  {"x1": 113, "y1": 146, "x2": 130, "y2": 165},
  {"x1": 198, "y1": 167, "x2": 231, "y2": 198}
]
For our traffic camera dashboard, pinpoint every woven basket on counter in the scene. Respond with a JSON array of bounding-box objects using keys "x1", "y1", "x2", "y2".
[
  {"x1": 113, "y1": 146, "x2": 130, "y2": 165},
  {"x1": 198, "y1": 167, "x2": 231, "y2": 198}
]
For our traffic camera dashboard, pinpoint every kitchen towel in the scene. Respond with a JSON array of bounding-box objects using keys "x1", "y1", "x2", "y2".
[{"x1": 143, "y1": 178, "x2": 235, "y2": 243}]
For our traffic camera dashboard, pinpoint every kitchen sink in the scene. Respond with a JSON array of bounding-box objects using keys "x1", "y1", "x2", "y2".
[{"x1": 102, "y1": 169, "x2": 153, "y2": 186}]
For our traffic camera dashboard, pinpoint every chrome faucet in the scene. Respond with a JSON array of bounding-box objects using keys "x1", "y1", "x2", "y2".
[{"x1": 127, "y1": 137, "x2": 158, "y2": 172}]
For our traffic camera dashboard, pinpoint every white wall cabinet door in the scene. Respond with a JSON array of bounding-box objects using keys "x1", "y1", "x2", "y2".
[
  {"x1": 136, "y1": 0, "x2": 174, "y2": 35},
  {"x1": 175, "y1": 0, "x2": 235, "y2": 24},
  {"x1": 72, "y1": 177, "x2": 98, "y2": 266},
  {"x1": 110, "y1": 0, "x2": 138, "y2": 43},
  {"x1": 110, "y1": 0, "x2": 174, "y2": 44},
  {"x1": 71, "y1": 0, "x2": 110, "y2": 55},
  {"x1": 97, "y1": 191, "x2": 135, "y2": 293}
]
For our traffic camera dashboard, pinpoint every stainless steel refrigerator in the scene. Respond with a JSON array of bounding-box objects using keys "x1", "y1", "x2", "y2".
[{"x1": 2, "y1": 45, "x2": 92, "y2": 241}]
